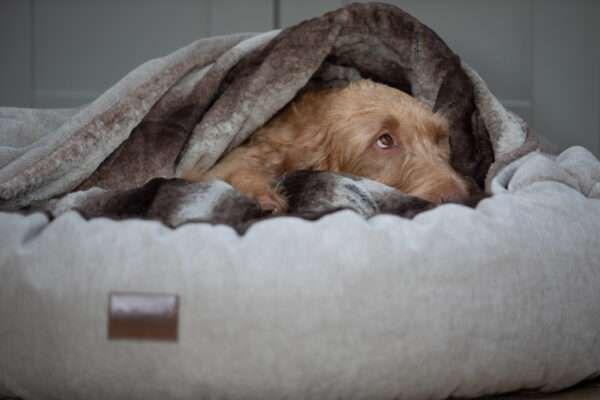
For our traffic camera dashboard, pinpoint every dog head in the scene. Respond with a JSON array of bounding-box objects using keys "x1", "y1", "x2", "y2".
[{"x1": 293, "y1": 80, "x2": 472, "y2": 204}]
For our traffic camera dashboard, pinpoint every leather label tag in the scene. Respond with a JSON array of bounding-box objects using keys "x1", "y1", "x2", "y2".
[{"x1": 108, "y1": 292, "x2": 179, "y2": 341}]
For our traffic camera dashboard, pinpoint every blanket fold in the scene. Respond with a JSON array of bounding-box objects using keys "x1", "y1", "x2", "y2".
[{"x1": 0, "y1": 2, "x2": 535, "y2": 227}]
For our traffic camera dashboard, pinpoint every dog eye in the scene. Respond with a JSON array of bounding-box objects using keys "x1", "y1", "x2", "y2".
[{"x1": 376, "y1": 133, "x2": 395, "y2": 149}]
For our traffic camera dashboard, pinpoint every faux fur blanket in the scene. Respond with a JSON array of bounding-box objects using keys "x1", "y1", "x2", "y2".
[{"x1": 0, "y1": 3, "x2": 538, "y2": 231}]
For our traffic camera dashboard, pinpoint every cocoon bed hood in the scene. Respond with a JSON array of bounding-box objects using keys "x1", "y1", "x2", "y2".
[{"x1": 0, "y1": 3, "x2": 535, "y2": 228}]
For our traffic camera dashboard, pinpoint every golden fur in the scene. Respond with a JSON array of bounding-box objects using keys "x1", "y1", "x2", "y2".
[{"x1": 183, "y1": 79, "x2": 470, "y2": 212}]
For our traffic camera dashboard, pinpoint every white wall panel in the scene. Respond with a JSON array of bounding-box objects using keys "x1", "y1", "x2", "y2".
[
  {"x1": 33, "y1": 0, "x2": 211, "y2": 107},
  {"x1": 586, "y1": 0, "x2": 600, "y2": 156},
  {"x1": 208, "y1": 0, "x2": 273, "y2": 36},
  {"x1": 279, "y1": 0, "x2": 344, "y2": 28},
  {"x1": 0, "y1": 0, "x2": 33, "y2": 107},
  {"x1": 0, "y1": 0, "x2": 597, "y2": 154},
  {"x1": 368, "y1": 0, "x2": 534, "y2": 114},
  {"x1": 533, "y1": 0, "x2": 598, "y2": 155}
]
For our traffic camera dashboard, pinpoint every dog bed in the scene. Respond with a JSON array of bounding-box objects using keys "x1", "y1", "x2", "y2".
[{"x1": 1, "y1": 3, "x2": 600, "y2": 399}]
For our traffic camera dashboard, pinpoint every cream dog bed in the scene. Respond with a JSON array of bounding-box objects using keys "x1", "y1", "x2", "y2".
[
  {"x1": 1, "y1": 146, "x2": 600, "y2": 400},
  {"x1": 1, "y1": 3, "x2": 600, "y2": 400}
]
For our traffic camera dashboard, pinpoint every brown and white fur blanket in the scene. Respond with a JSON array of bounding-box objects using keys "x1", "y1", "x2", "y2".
[{"x1": 0, "y1": 3, "x2": 537, "y2": 232}]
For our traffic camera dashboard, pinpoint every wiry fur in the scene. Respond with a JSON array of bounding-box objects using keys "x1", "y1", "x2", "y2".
[{"x1": 183, "y1": 80, "x2": 471, "y2": 212}]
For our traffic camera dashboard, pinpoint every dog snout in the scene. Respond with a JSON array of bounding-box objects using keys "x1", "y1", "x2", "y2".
[
  {"x1": 418, "y1": 179, "x2": 470, "y2": 204},
  {"x1": 439, "y1": 184, "x2": 470, "y2": 204}
]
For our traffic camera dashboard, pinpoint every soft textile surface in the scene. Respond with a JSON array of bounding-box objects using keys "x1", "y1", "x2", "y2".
[
  {"x1": 1, "y1": 146, "x2": 599, "y2": 400},
  {"x1": 0, "y1": 2, "x2": 531, "y2": 225},
  {"x1": 1, "y1": 3, "x2": 599, "y2": 400},
  {"x1": 35, "y1": 171, "x2": 435, "y2": 232}
]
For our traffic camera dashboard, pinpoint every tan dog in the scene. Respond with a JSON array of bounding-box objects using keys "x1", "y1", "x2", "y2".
[{"x1": 183, "y1": 79, "x2": 470, "y2": 212}]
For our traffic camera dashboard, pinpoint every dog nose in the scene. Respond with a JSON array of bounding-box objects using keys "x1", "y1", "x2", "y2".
[{"x1": 439, "y1": 184, "x2": 470, "y2": 204}]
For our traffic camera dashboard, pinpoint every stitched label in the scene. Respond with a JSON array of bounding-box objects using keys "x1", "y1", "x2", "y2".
[{"x1": 108, "y1": 292, "x2": 179, "y2": 341}]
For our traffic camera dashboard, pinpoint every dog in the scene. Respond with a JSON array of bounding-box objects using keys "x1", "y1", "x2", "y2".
[{"x1": 182, "y1": 79, "x2": 471, "y2": 212}]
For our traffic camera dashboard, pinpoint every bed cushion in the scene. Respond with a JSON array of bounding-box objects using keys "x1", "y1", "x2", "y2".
[{"x1": 1, "y1": 146, "x2": 599, "y2": 400}]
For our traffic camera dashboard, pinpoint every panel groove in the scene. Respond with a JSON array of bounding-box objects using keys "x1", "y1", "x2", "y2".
[
  {"x1": 532, "y1": 0, "x2": 597, "y2": 154},
  {"x1": 528, "y1": 0, "x2": 536, "y2": 129},
  {"x1": 0, "y1": 0, "x2": 34, "y2": 107},
  {"x1": 273, "y1": 0, "x2": 281, "y2": 29},
  {"x1": 29, "y1": 0, "x2": 36, "y2": 107}
]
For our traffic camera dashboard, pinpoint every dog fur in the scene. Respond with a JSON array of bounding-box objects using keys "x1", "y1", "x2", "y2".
[{"x1": 182, "y1": 79, "x2": 471, "y2": 212}]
